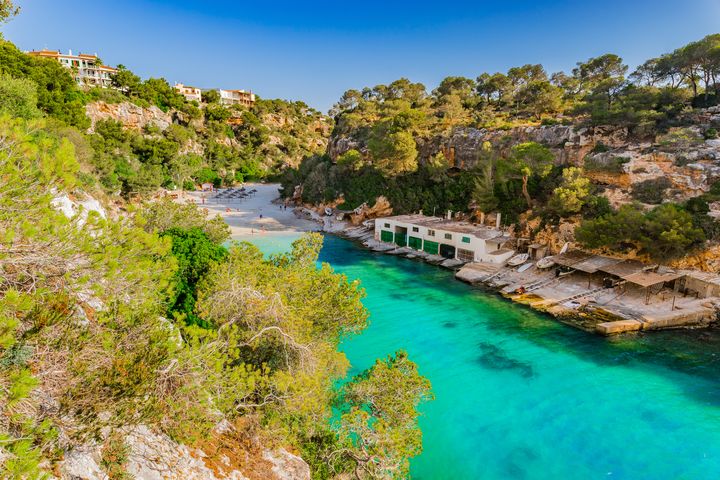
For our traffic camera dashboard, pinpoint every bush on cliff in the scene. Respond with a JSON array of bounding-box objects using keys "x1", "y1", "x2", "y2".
[{"x1": 576, "y1": 203, "x2": 705, "y2": 260}]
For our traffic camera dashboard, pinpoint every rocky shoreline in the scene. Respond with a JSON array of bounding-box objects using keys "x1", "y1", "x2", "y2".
[{"x1": 321, "y1": 220, "x2": 719, "y2": 336}]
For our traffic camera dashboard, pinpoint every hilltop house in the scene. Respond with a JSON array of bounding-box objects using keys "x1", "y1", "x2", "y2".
[
  {"x1": 28, "y1": 49, "x2": 117, "y2": 88},
  {"x1": 375, "y1": 214, "x2": 515, "y2": 264},
  {"x1": 174, "y1": 83, "x2": 202, "y2": 103},
  {"x1": 219, "y1": 89, "x2": 256, "y2": 107}
]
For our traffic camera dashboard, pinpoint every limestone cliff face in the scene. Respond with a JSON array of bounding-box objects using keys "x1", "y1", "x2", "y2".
[
  {"x1": 55, "y1": 424, "x2": 311, "y2": 480},
  {"x1": 328, "y1": 123, "x2": 628, "y2": 168},
  {"x1": 86, "y1": 101, "x2": 173, "y2": 133},
  {"x1": 328, "y1": 107, "x2": 720, "y2": 207}
]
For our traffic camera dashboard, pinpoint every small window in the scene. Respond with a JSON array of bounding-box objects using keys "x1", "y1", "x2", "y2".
[
  {"x1": 444, "y1": 233, "x2": 452, "y2": 240},
  {"x1": 428, "y1": 229, "x2": 435, "y2": 237},
  {"x1": 412, "y1": 227, "x2": 419, "y2": 232},
  {"x1": 462, "y1": 236, "x2": 471, "y2": 243},
  {"x1": 384, "y1": 223, "x2": 390, "y2": 228}
]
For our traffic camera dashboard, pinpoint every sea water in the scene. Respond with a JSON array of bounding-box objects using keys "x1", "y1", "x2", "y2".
[{"x1": 238, "y1": 233, "x2": 720, "y2": 479}]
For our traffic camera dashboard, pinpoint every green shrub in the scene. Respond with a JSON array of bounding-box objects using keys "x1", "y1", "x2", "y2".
[
  {"x1": 0, "y1": 74, "x2": 40, "y2": 119},
  {"x1": 631, "y1": 177, "x2": 672, "y2": 204},
  {"x1": 584, "y1": 155, "x2": 630, "y2": 173},
  {"x1": 591, "y1": 142, "x2": 609, "y2": 153},
  {"x1": 576, "y1": 203, "x2": 705, "y2": 260},
  {"x1": 101, "y1": 432, "x2": 131, "y2": 480}
]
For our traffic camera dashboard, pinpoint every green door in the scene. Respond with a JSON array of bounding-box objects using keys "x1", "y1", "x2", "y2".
[
  {"x1": 423, "y1": 240, "x2": 439, "y2": 255},
  {"x1": 380, "y1": 230, "x2": 394, "y2": 242},
  {"x1": 408, "y1": 236, "x2": 423, "y2": 250},
  {"x1": 394, "y1": 232, "x2": 407, "y2": 246}
]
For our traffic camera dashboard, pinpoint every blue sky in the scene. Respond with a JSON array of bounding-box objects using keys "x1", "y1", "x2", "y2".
[{"x1": 3, "y1": 0, "x2": 719, "y2": 112}]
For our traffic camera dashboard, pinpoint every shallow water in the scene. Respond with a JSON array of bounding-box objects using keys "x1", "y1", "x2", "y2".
[{"x1": 240, "y1": 233, "x2": 720, "y2": 479}]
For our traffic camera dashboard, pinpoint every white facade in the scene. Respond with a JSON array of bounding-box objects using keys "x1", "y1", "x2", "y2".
[
  {"x1": 28, "y1": 50, "x2": 117, "y2": 88},
  {"x1": 375, "y1": 214, "x2": 515, "y2": 264},
  {"x1": 218, "y1": 89, "x2": 256, "y2": 107},
  {"x1": 174, "y1": 83, "x2": 202, "y2": 103}
]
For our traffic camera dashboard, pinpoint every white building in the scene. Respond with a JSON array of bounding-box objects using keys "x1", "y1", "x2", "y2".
[
  {"x1": 218, "y1": 89, "x2": 256, "y2": 107},
  {"x1": 375, "y1": 214, "x2": 515, "y2": 264},
  {"x1": 174, "y1": 83, "x2": 202, "y2": 103},
  {"x1": 28, "y1": 49, "x2": 117, "y2": 88}
]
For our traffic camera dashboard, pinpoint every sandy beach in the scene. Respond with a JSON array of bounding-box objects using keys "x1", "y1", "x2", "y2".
[{"x1": 181, "y1": 183, "x2": 318, "y2": 238}]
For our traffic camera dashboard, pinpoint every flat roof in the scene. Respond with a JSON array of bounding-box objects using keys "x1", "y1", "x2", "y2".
[
  {"x1": 623, "y1": 271, "x2": 683, "y2": 288},
  {"x1": 685, "y1": 271, "x2": 720, "y2": 286},
  {"x1": 553, "y1": 250, "x2": 592, "y2": 267},
  {"x1": 598, "y1": 259, "x2": 648, "y2": 278},
  {"x1": 570, "y1": 255, "x2": 622, "y2": 274},
  {"x1": 381, "y1": 214, "x2": 504, "y2": 240},
  {"x1": 487, "y1": 235, "x2": 513, "y2": 244}
]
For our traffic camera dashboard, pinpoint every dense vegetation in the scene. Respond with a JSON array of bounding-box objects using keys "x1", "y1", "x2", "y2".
[
  {"x1": 0, "y1": 6, "x2": 430, "y2": 478},
  {"x1": 0, "y1": 114, "x2": 432, "y2": 478},
  {"x1": 284, "y1": 33, "x2": 720, "y2": 261},
  {"x1": 0, "y1": 35, "x2": 329, "y2": 196}
]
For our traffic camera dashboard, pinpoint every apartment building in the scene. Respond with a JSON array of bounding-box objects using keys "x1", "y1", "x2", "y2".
[
  {"x1": 28, "y1": 49, "x2": 118, "y2": 88},
  {"x1": 218, "y1": 89, "x2": 256, "y2": 107},
  {"x1": 174, "y1": 83, "x2": 202, "y2": 103}
]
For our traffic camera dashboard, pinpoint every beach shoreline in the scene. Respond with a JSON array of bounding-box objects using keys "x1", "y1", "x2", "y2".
[{"x1": 179, "y1": 183, "x2": 319, "y2": 239}]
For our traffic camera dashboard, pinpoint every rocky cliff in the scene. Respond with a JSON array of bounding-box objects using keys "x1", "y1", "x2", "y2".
[
  {"x1": 86, "y1": 100, "x2": 331, "y2": 170},
  {"x1": 328, "y1": 107, "x2": 720, "y2": 208},
  {"x1": 86, "y1": 101, "x2": 173, "y2": 133},
  {"x1": 55, "y1": 424, "x2": 310, "y2": 480}
]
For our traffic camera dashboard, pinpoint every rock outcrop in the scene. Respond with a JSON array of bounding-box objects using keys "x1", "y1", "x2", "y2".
[
  {"x1": 328, "y1": 110, "x2": 720, "y2": 207},
  {"x1": 55, "y1": 424, "x2": 311, "y2": 480},
  {"x1": 329, "y1": 124, "x2": 629, "y2": 169},
  {"x1": 86, "y1": 101, "x2": 173, "y2": 133}
]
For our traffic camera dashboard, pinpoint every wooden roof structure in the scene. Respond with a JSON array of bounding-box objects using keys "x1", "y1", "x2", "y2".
[
  {"x1": 597, "y1": 260, "x2": 648, "y2": 278},
  {"x1": 622, "y1": 271, "x2": 683, "y2": 288},
  {"x1": 569, "y1": 255, "x2": 622, "y2": 274},
  {"x1": 553, "y1": 251, "x2": 592, "y2": 268}
]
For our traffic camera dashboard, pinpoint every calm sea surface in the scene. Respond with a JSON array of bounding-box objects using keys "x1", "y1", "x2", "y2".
[{"x1": 235, "y1": 233, "x2": 720, "y2": 479}]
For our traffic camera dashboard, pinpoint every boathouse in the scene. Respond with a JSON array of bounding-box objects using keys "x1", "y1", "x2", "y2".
[
  {"x1": 681, "y1": 272, "x2": 720, "y2": 298},
  {"x1": 375, "y1": 214, "x2": 514, "y2": 264}
]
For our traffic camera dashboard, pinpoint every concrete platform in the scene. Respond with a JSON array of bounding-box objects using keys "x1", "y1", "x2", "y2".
[
  {"x1": 456, "y1": 263, "x2": 501, "y2": 284},
  {"x1": 440, "y1": 259, "x2": 465, "y2": 269},
  {"x1": 640, "y1": 307, "x2": 716, "y2": 330},
  {"x1": 595, "y1": 320, "x2": 644, "y2": 335}
]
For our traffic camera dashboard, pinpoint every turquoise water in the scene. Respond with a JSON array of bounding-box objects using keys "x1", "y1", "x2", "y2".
[{"x1": 240, "y1": 233, "x2": 720, "y2": 479}]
